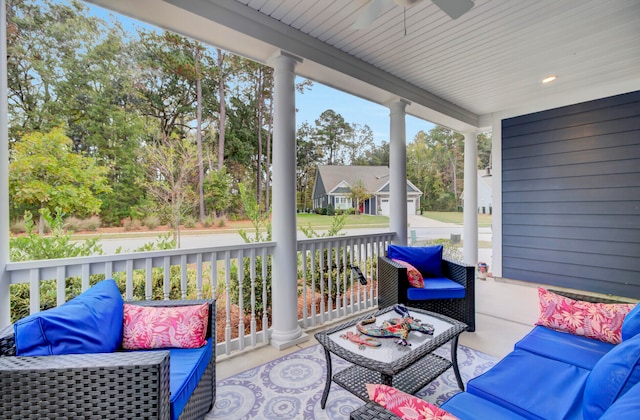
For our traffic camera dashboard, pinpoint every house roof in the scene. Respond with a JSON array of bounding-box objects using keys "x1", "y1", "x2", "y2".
[
  {"x1": 91, "y1": 0, "x2": 640, "y2": 132},
  {"x1": 317, "y1": 165, "x2": 422, "y2": 195},
  {"x1": 317, "y1": 165, "x2": 390, "y2": 193}
]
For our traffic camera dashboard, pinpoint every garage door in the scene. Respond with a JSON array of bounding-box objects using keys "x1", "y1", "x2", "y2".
[
  {"x1": 407, "y1": 199, "x2": 416, "y2": 215},
  {"x1": 380, "y1": 199, "x2": 415, "y2": 216},
  {"x1": 381, "y1": 199, "x2": 389, "y2": 216}
]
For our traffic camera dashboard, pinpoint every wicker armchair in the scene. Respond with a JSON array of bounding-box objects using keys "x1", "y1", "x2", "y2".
[
  {"x1": 0, "y1": 299, "x2": 216, "y2": 420},
  {"x1": 378, "y1": 256, "x2": 476, "y2": 332}
]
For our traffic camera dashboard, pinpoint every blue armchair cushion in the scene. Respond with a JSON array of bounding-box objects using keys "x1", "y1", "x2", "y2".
[
  {"x1": 157, "y1": 338, "x2": 213, "y2": 420},
  {"x1": 622, "y1": 303, "x2": 640, "y2": 340},
  {"x1": 387, "y1": 245, "x2": 443, "y2": 278},
  {"x1": 406, "y1": 277, "x2": 465, "y2": 300},
  {"x1": 14, "y1": 279, "x2": 124, "y2": 356},
  {"x1": 583, "y1": 332, "x2": 640, "y2": 420}
]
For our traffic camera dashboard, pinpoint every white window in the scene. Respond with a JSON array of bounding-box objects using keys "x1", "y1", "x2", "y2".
[{"x1": 334, "y1": 196, "x2": 351, "y2": 210}]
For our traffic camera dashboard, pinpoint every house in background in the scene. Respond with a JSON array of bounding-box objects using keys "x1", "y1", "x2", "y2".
[
  {"x1": 312, "y1": 165, "x2": 422, "y2": 216},
  {"x1": 478, "y1": 168, "x2": 492, "y2": 214}
]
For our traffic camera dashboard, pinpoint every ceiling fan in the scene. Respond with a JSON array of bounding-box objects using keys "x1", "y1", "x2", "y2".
[{"x1": 353, "y1": 0, "x2": 474, "y2": 29}]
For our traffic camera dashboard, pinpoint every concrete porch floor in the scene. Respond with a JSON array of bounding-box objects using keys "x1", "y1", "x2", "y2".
[{"x1": 216, "y1": 275, "x2": 542, "y2": 382}]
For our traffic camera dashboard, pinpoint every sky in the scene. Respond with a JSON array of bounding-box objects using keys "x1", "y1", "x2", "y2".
[
  {"x1": 86, "y1": 1, "x2": 435, "y2": 145},
  {"x1": 295, "y1": 80, "x2": 435, "y2": 145}
]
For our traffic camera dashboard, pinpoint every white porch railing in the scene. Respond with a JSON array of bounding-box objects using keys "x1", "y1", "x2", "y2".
[{"x1": 4, "y1": 232, "x2": 393, "y2": 357}]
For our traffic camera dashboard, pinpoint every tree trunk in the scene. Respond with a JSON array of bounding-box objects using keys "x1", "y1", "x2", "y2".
[
  {"x1": 217, "y1": 49, "x2": 226, "y2": 171},
  {"x1": 256, "y1": 67, "x2": 263, "y2": 211},
  {"x1": 195, "y1": 47, "x2": 205, "y2": 222},
  {"x1": 265, "y1": 83, "x2": 274, "y2": 211},
  {"x1": 38, "y1": 208, "x2": 45, "y2": 235}
]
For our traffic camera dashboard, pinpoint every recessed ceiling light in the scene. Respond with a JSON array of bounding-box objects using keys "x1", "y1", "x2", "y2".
[{"x1": 542, "y1": 76, "x2": 557, "y2": 84}]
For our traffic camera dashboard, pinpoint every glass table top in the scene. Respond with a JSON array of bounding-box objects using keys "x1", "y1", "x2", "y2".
[{"x1": 327, "y1": 308, "x2": 455, "y2": 364}]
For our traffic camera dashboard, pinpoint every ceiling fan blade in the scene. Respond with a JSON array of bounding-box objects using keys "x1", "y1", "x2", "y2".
[
  {"x1": 432, "y1": 0, "x2": 474, "y2": 19},
  {"x1": 353, "y1": 0, "x2": 391, "y2": 30}
]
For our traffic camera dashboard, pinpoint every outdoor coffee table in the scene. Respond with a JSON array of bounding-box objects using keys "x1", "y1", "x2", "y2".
[{"x1": 314, "y1": 306, "x2": 467, "y2": 408}]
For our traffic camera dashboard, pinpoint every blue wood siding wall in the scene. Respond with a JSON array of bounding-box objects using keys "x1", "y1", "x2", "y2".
[{"x1": 502, "y1": 91, "x2": 640, "y2": 298}]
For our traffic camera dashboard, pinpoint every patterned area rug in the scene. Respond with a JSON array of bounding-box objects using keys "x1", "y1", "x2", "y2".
[{"x1": 208, "y1": 342, "x2": 498, "y2": 419}]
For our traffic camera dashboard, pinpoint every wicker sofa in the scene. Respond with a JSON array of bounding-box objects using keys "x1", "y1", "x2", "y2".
[
  {"x1": 378, "y1": 245, "x2": 475, "y2": 331},
  {"x1": 351, "y1": 290, "x2": 640, "y2": 420},
  {"x1": 0, "y1": 280, "x2": 215, "y2": 420}
]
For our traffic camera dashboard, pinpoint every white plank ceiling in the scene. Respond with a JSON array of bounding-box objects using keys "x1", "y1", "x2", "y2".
[{"x1": 89, "y1": 0, "x2": 640, "y2": 129}]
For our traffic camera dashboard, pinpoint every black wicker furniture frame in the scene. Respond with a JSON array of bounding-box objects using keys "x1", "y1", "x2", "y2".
[
  {"x1": 378, "y1": 255, "x2": 476, "y2": 332},
  {"x1": 0, "y1": 299, "x2": 216, "y2": 420},
  {"x1": 314, "y1": 306, "x2": 467, "y2": 410}
]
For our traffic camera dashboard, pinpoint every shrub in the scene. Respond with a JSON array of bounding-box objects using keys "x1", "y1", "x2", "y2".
[
  {"x1": 10, "y1": 219, "x2": 26, "y2": 235},
  {"x1": 183, "y1": 215, "x2": 197, "y2": 228},
  {"x1": 216, "y1": 216, "x2": 226, "y2": 228},
  {"x1": 64, "y1": 216, "x2": 84, "y2": 232},
  {"x1": 202, "y1": 215, "x2": 214, "y2": 228},
  {"x1": 143, "y1": 214, "x2": 160, "y2": 230},
  {"x1": 83, "y1": 215, "x2": 101, "y2": 232},
  {"x1": 122, "y1": 217, "x2": 142, "y2": 231}
]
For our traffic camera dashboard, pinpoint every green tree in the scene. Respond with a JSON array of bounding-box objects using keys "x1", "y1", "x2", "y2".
[
  {"x1": 203, "y1": 167, "x2": 233, "y2": 217},
  {"x1": 10, "y1": 127, "x2": 111, "y2": 233},
  {"x1": 352, "y1": 140, "x2": 390, "y2": 166},
  {"x1": 477, "y1": 132, "x2": 492, "y2": 169},
  {"x1": 314, "y1": 109, "x2": 352, "y2": 165},
  {"x1": 349, "y1": 179, "x2": 371, "y2": 215},
  {"x1": 143, "y1": 137, "x2": 199, "y2": 247},
  {"x1": 296, "y1": 122, "x2": 321, "y2": 211}
]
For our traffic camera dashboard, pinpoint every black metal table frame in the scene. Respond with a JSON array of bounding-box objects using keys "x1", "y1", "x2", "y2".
[{"x1": 314, "y1": 306, "x2": 467, "y2": 409}]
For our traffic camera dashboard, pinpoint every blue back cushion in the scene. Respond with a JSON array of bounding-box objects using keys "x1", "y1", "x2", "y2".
[
  {"x1": 621, "y1": 303, "x2": 640, "y2": 340},
  {"x1": 387, "y1": 245, "x2": 443, "y2": 278},
  {"x1": 14, "y1": 279, "x2": 124, "y2": 356},
  {"x1": 583, "y1": 332, "x2": 640, "y2": 420},
  {"x1": 600, "y1": 381, "x2": 640, "y2": 419}
]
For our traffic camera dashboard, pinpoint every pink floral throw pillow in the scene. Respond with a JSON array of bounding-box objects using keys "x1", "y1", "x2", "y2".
[
  {"x1": 392, "y1": 259, "x2": 425, "y2": 288},
  {"x1": 366, "y1": 384, "x2": 458, "y2": 420},
  {"x1": 536, "y1": 288, "x2": 634, "y2": 344},
  {"x1": 122, "y1": 303, "x2": 209, "y2": 350}
]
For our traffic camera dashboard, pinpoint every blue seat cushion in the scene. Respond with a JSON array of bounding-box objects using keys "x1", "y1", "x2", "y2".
[
  {"x1": 600, "y1": 380, "x2": 640, "y2": 419},
  {"x1": 583, "y1": 332, "x2": 640, "y2": 420},
  {"x1": 14, "y1": 279, "x2": 123, "y2": 356},
  {"x1": 406, "y1": 277, "x2": 465, "y2": 300},
  {"x1": 514, "y1": 326, "x2": 615, "y2": 370},
  {"x1": 388, "y1": 245, "x2": 444, "y2": 278},
  {"x1": 441, "y1": 392, "x2": 528, "y2": 420},
  {"x1": 160, "y1": 338, "x2": 213, "y2": 420},
  {"x1": 467, "y1": 349, "x2": 589, "y2": 419},
  {"x1": 622, "y1": 303, "x2": 640, "y2": 340}
]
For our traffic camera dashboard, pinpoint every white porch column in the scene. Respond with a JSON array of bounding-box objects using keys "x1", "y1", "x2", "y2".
[
  {"x1": 268, "y1": 51, "x2": 307, "y2": 350},
  {"x1": 389, "y1": 99, "x2": 410, "y2": 245},
  {"x1": 463, "y1": 131, "x2": 479, "y2": 266},
  {"x1": 0, "y1": 0, "x2": 10, "y2": 328},
  {"x1": 491, "y1": 117, "x2": 503, "y2": 277}
]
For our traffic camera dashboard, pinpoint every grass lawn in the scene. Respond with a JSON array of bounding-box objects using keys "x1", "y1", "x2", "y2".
[
  {"x1": 422, "y1": 211, "x2": 492, "y2": 227},
  {"x1": 296, "y1": 213, "x2": 388, "y2": 227}
]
